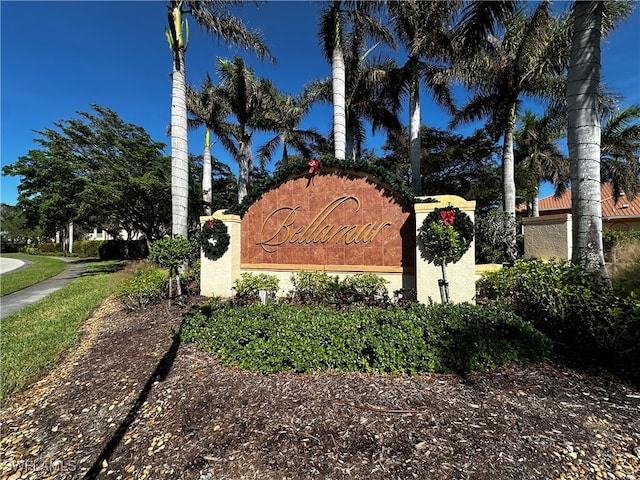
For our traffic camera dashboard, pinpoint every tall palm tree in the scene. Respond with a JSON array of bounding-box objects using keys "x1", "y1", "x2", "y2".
[
  {"x1": 450, "y1": 1, "x2": 571, "y2": 221},
  {"x1": 186, "y1": 73, "x2": 231, "y2": 215},
  {"x1": 318, "y1": 1, "x2": 393, "y2": 160},
  {"x1": 567, "y1": 0, "x2": 634, "y2": 276},
  {"x1": 257, "y1": 89, "x2": 325, "y2": 169},
  {"x1": 214, "y1": 56, "x2": 274, "y2": 202},
  {"x1": 165, "y1": 1, "x2": 271, "y2": 239},
  {"x1": 514, "y1": 107, "x2": 569, "y2": 216},
  {"x1": 385, "y1": 0, "x2": 460, "y2": 195}
]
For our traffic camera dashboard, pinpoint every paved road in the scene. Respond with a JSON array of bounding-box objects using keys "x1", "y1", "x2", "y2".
[
  {"x1": 0, "y1": 257, "x2": 87, "y2": 319},
  {"x1": 0, "y1": 257, "x2": 30, "y2": 274}
]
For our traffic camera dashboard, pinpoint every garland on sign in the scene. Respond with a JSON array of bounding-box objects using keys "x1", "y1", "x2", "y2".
[
  {"x1": 418, "y1": 206, "x2": 474, "y2": 265},
  {"x1": 199, "y1": 219, "x2": 230, "y2": 261}
]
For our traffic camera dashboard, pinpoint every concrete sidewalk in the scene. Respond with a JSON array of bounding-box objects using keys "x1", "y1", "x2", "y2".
[{"x1": 0, "y1": 257, "x2": 87, "y2": 319}]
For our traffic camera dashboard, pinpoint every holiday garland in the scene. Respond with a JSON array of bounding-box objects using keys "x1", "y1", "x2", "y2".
[
  {"x1": 418, "y1": 206, "x2": 474, "y2": 265},
  {"x1": 199, "y1": 219, "x2": 230, "y2": 261}
]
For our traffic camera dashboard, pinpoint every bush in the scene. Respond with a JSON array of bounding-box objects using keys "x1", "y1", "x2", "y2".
[
  {"x1": 477, "y1": 258, "x2": 640, "y2": 380},
  {"x1": 115, "y1": 267, "x2": 168, "y2": 311},
  {"x1": 287, "y1": 271, "x2": 390, "y2": 308},
  {"x1": 38, "y1": 242, "x2": 62, "y2": 253},
  {"x1": 73, "y1": 240, "x2": 102, "y2": 258},
  {"x1": 181, "y1": 301, "x2": 549, "y2": 375},
  {"x1": 232, "y1": 272, "x2": 280, "y2": 305},
  {"x1": 99, "y1": 239, "x2": 149, "y2": 260},
  {"x1": 475, "y1": 211, "x2": 519, "y2": 264}
]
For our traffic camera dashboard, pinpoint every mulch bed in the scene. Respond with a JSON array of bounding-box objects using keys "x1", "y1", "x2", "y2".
[{"x1": 1, "y1": 296, "x2": 639, "y2": 480}]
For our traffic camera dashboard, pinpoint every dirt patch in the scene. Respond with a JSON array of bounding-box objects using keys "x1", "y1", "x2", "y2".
[{"x1": 1, "y1": 297, "x2": 639, "y2": 480}]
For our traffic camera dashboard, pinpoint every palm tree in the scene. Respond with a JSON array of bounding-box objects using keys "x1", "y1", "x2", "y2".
[
  {"x1": 567, "y1": 0, "x2": 634, "y2": 275},
  {"x1": 186, "y1": 73, "x2": 231, "y2": 215},
  {"x1": 165, "y1": 1, "x2": 271, "y2": 239},
  {"x1": 514, "y1": 107, "x2": 569, "y2": 216},
  {"x1": 385, "y1": 0, "x2": 460, "y2": 195},
  {"x1": 600, "y1": 103, "x2": 640, "y2": 200},
  {"x1": 257, "y1": 89, "x2": 325, "y2": 169},
  {"x1": 317, "y1": 1, "x2": 393, "y2": 160},
  {"x1": 450, "y1": 1, "x2": 570, "y2": 222},
  {"x1": 214, "y1": 56, "x2": 274, "y2": 202}
]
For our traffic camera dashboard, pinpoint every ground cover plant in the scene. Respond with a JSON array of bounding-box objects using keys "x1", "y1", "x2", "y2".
[{"x1": 0, "y1": 254, "x2": 66, "y2": 296}]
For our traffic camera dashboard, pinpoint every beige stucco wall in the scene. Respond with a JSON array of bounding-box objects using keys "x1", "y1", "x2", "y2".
[
  {"x1": 414, "y1": 195, "x2": 476, "y2": 304},
  {"x1": 522, "y1": 213, "x2": 572, "y2": 260},
  {"x1": 200, "y1": 211, "x2": 241, "y2": 298}
]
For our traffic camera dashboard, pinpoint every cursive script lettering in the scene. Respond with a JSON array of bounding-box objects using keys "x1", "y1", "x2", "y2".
[{"x1": 257, "y1": 196, "x2": 391, "y2": 253}]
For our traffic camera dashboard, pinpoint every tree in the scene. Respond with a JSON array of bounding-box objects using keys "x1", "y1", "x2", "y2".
[
  {"x1": 378, "y1": 126, "x2": 501, "y2": 213},
  {"x1": 385, "y1": 0, "x2": 459, "y2": 194},
  {"x1": 212, "y1": 56, "x2": 275, "y2": 202},
  {"x1": 3, "y1": 105, "x2": 172, "y2": 242},
  {"x1": 566, "y1": 0, "x2": 634, "y2": 276},
  {"x1": 258, "y1": 89, "x2": 325, "y2": 169},
  {"x1": 514, "y1": 107, "x2": 569, "y2": 216},
  {"x1": 165, "y1": 1, "x2": 271, "y2": 238},
  {"x1": 600, "y1": 103, "x2": 640, "y2": 200},
  {"x1": 318, "y1": 1, "x2": 393, "y2": 160},
  {"x1": 187, "y1": 73, "x2": 232, "y2": 214},
  {"x1": 450, "y1": 1, "x2": 570, "y2": 221}
]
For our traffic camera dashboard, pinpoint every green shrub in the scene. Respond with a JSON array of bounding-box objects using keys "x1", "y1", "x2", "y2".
[
  {"x1": 232, "y1": 273, "x2": 280, "y2": 305},
  {"x1": 115, "y1": 268, "x2": 168, "y2": 310},
  {"x1": 477, "y1": 258, "x2": 640, "y2": 379},
  {"x1": 287, "y1": 271, "x2": 390, "y2": 308},
  {"x1": 181, "y1": 301, "x2": 549, "y2": 375},
  {"x1": 38, "y1": 242, "x2": 62, "y2": 253},
  {"x1": 25, "y1": 247, "x2": 40, "y2": 255},
  {"x1": 288, "y1": 270, "x2": 340, "y2": 304},
  {"x1": 99, "y1": 239, "x2": 149, "y2": 260},
  {"x1": 73, "y1": 240, "x2": 102, "y2": 258}
]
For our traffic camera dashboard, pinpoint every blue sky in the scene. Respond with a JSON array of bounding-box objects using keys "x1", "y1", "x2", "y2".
[{"x1": 1, "y1": 1, "x2": 639, "y2": 206}]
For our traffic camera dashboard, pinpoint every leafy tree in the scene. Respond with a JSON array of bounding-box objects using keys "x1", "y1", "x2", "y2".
[
  {"x1": 378, "y1": 126, "x2": 501, "y2": 213},
  {"x1": 3, "y1": 105, "x2": 172, "y2": 243},
  {"x1": 165, "y1": 0, "x2": 271, "y2": 238},
  {"x1": 0, "y1": 204, "x2": 36, "y2": 246}
]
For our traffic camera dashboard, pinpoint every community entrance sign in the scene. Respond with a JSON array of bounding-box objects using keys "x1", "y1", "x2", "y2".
[{"x1": 200, "y1": 167, "x2": 476, "y2": 304}]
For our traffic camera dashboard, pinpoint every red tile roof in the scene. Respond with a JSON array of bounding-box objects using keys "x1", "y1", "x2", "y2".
[{"x1": 539, "y1": 183, "x2": 640, "y2": 219}]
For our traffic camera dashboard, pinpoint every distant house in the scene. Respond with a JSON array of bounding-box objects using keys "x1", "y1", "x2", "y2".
[{"x1": 538, "y1": 182, "x2": 640, "y2": 231}]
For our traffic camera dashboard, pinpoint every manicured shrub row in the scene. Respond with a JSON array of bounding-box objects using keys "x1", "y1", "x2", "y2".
[
  {"x1": 477, "y1": 258, "x2": 640, "y2": 379},
  {"x1": 180, "y1": 300, "x2": 549, "y2": 375},
  {"x1": 99, "y1": 239, "x2": 149, "y2": 260},
  {"x1": 72, "y1": 240, "x2": 102, "y2": 258}
]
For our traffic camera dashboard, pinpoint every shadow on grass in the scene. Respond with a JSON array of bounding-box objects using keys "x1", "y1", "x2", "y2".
[
  {"x1": 81, "y1": 316, "x2": 183, "y2": 480},
  {"x1": 80, "y1": 259, "x2": 129, "y2": 275}
]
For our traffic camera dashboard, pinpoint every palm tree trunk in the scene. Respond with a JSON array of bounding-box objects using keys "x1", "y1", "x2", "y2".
[
  {"x1": 332, "y1": 43, "x2": 347, "y2": 160},
  {"x1": 409, "y1": 67, "x2": 421, "y2": 195},
  {"x1": 567, "y1": 0, "x2": 606, "y2": 277},
  {"x1": 171, "y1": 46, "x2": 189, "y2": 239},
  {"x1": 238, "y1": 141, "x2": 249, "y2": 202},
  {"x1": 502, "y1": 113, "x2": 517, "y2": 218},
  {"x1": 203, "y1": 128, "x2": 212, "y2": 215}
]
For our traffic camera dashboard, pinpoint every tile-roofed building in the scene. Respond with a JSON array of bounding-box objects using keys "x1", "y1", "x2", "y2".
[{"x1": 539, "y1": 182, "x2": 640, "y2": 231}]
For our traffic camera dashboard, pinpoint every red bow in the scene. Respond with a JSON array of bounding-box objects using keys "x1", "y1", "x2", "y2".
[
  {"x1": 440, "y1": 209, "x2": 455, "y2": 227},
  {"x1": 308, "y1": 159, "x2": 320, "y2": 174},
  {"x1": 207, "y1": 220, "x2": 215, "y2": 228}
]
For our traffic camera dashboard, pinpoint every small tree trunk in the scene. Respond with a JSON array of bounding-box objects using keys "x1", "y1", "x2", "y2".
[{"x1": 439, "y1": 263, "x2": 450, "y2": 304}]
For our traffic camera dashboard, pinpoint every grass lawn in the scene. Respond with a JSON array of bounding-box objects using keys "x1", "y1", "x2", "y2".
[
  {"x1": 0, "y1": 260, "x2": 128, "y2": 405},
  {"x1": 0, "y1": 254, "x2": 67, "y2": 296}
]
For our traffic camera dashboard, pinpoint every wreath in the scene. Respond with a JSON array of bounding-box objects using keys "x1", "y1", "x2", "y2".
[
  {"x1": 199, "y1": 219, "x2": 230, "y2": 261},
  {"x1": 418, "y1": 206, "x2": 474, "y2": 265}
]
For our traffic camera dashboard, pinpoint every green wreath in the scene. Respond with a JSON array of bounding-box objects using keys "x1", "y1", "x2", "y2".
[
  {"x1": 418, "y1": 206, "x2": 474, "y2": 265},
  {"x1": 199, "y1": 219, "x2": 230, "y2": 261}
]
